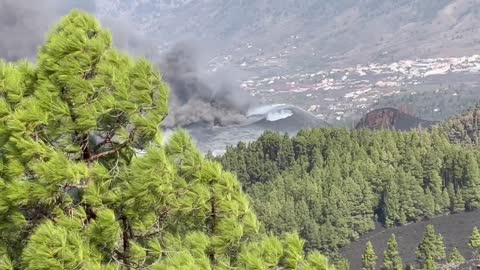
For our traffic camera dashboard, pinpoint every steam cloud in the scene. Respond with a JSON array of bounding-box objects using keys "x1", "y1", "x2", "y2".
[{"x1": 0, "y1": 1, "x2": 256, "y2": 128}]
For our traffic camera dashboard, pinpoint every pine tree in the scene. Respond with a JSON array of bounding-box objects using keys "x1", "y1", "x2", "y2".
[
  {"x1": 439, "y1": 189, "x2": 450, "y2": 213},
  {"x1": 448, "y1": 247, "x2": 465, "y2": 265},
  {"x1": 416, "y1": 225, "x2": 446, "y2": 264},
  {"x1": 384, "y1": 171, "x2": 402, "y2": 226},
  {"x1": 462, "y1": 152, "x2": 480, "y2": 210},
  {"x1": 469, "y1": 226, "x2": 480, "y2": 256},
  {"x1": 382, "y1": 234, "x2": 403, "y2": 270},
  {"x1": 362, "y1": 241, "x2": 377, "y2": 270},
  {"x1": 396, "y1": 169, "x2": 423, "y2": 223},
  {"x1": 447, "y1": 182, "x2": 465, "y2": 213},
  {"x1": 0, "y1": 11, "x2": 334, "y2": 270},
  {"x1": 423, "y1": 257, "x2": 436, "y2": 270},
  {"x1": 422, "y1": 148, "x2": 444, "y2": 213},
  {"x1": 334, "y1": 257, "x2": 351, "y2": 270},
  {"x1": 423, "y1": 188, "x2": 436, "y2": 219},
  {"x1": 405, "y1": 264, "x2": 415, "y2": 270}
]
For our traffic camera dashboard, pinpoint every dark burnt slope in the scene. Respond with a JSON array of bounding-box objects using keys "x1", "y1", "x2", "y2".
[
  {"x1": 250, "y1": 106, "x2": 329, "y2": 132},
  {"x1": 341, "y1": 210, "x2": 480, "y2": 270}
]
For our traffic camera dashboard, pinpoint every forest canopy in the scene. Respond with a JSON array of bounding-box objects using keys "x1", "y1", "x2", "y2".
[
  {"x1": 218, "y1": 127, "x2": 480, "y2": 256},
  {"x1": 0, "y1": 11, "x2": 334, "y2": 270}
]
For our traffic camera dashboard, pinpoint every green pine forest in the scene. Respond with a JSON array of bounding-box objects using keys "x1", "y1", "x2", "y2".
[
  {"x1": 0, "y1": 11, "x2": 336, "y2": 270},
  {"x1": 217, "y1": 109, "x2": 480, "y2": 263}
]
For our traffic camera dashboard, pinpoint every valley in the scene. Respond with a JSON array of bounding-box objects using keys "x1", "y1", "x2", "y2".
[
  {"x1": 242, "y1": 54, "x2": 480, "y2": 125},
  {"x1": 5, "y1": 1, "x2": 480, "y2": 270},
  {"x1": 96, "y1": 0, "x2": 480, "y2": 129},
  {"x1": 185, "y1": 54, "x2": 480, "y2": 154}
]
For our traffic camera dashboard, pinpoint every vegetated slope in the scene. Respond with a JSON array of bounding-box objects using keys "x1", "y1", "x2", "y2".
[
  {"x1": 341, "y1": 210, "x2": 480, "y2": 269},
  {"x1": 370, "y1": 87, "x2": 480, "y2": 122},
  {"x1": 355, "y1": 107, "x2": 436, "y2": 131},
  {"x1": 218, "y1": 127, "x2": 480, "y2": 261},
  {"x1": 100, "y1": 0, "x2": 480, "y2": 70},
  {"x1": 440, "y1": 103, "x2": 480, "y2": 144}
]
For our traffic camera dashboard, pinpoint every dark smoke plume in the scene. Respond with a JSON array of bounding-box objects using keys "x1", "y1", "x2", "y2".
[
  {"x1": 160, "y1": 42, "x2": 256, "y2": 128},
  {"x1": 0, "y1": 1, "x2": 256, "y2": 128}
]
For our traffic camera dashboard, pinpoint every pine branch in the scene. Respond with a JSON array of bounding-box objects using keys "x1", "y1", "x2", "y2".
[
  {"x1": 87, "y1": 147, "x2": 122, "y2": 162},
  {"x1": 121, "y1": 216, "x2": 131, "y2": 269},
  {"x1": 94, "y1": 134, "x2": 113, "y2": 151},
  {"x1": 158, "y1": 207, "x2": 172, "y2": 223},
  {"x1": 208, "y1": 198, "x2": 218, "y2": 264},
  {"x1": 134, "y1": 229, "x2": 163, "y2": 240},
  {"x1": 87, "y1": 128, "x2": 137, "y2": 162},
  {"x1": 95, "y1": 111, "x2": 125, "y2": 151}
]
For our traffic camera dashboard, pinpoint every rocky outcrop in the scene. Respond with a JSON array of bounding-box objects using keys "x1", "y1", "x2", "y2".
[{"x1": 355, "y1": 107, "x2": 435, "y2": 131}]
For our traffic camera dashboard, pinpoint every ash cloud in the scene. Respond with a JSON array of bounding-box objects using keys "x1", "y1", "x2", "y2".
[
  {"x1": 160, "y1": 42, "x2": 256, "y2": 128},
  {"x1": 0, "y1": 1, "x2": 256, "y2": 128},
  {"x1": 99, "y1": 17, "x2": 159, "y2": 58}
]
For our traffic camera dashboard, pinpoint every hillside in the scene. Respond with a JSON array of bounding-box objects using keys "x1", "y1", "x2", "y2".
[
  {"x1": 355, "y1": 107, "x2": 436, "y2": 131},
  {"x1": 341, "y1": 210, "x2": 480, "y2": 269},
  {"x1": 99, "y1": 0, "x2": 480, "y2": 72},
  {"x1": 214, "y1": 103, "x2": 480, "y2": 268},
  {"x1": 441, "y1": 103, "x2": 480, "y2": 144},
  {"x1": 7, "y1": 3, "x2": 480, "y2": 270},
  {"x1": 92, "y1": 0, "x2": 480, "y2": 126},
  {"x1": 217, "y1": 127, "x2": 480, "y2": 267}
]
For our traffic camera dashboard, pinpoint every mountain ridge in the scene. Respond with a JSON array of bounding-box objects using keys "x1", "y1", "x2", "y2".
[{"x1": 99, "y1": 0, "x2": 480, "y2": 72}]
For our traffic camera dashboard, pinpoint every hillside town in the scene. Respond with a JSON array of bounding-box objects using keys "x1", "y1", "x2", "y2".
[{"x1": 240, "y1": 54, "x2": 480, "y2": 123}]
